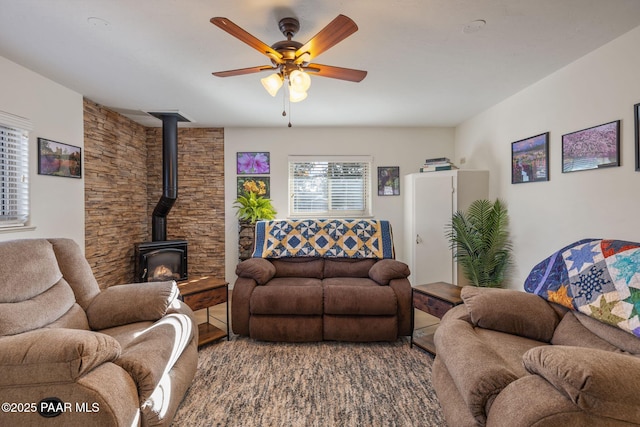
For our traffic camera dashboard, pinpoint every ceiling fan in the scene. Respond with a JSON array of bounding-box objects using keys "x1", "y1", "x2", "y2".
[{"x1": 210, "y1": 14, "x2": 367, "y2": 104}]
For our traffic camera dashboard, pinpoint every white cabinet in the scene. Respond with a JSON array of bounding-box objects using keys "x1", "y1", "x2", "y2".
[{"x1": 403, "y1": 170, "x2": 489, "y2": 286}]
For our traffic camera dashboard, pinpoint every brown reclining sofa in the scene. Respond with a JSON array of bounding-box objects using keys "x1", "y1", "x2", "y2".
[{"x1": 232, "y1": 219, "x2": 412, "y2": 342}]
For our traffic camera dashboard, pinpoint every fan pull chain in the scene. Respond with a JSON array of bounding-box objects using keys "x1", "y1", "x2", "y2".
[
  {"x1": 281, "y1": 81, "x2": 292, "y2": 127},
  {"x1": 282, "y1": 86, "x2": 287, "y2": 117}
]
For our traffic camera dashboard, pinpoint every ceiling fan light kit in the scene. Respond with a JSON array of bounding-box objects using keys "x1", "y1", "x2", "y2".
[
  {"x1": 288, "y1": 87, "x2": 307, "y2": 103},
  {"x1": 211, "y1": 14, "x2": 367, "y2": 125},
  {"x1": 289, "y1": 70, "x2": 311, "y2": 93},
  {"x1": 260, "y1": 69, "x2": 310, "y2": 101},
  {"x1": 260, "y1": 73, "x2": 283, "y2": 97}
]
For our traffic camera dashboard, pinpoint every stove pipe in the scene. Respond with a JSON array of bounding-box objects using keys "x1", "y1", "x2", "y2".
[{"x1": 148, "y1": 112, "x2": 190, "y2": 241}]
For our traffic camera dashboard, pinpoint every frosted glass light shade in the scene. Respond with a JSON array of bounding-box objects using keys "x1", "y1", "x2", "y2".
[
  {"x1": 289, "y1": 70, "x2": 311, "y2": 92},
  {"x1": 261, "y1": 73, "x2": 283, "y2": 97},
  {"x1": 289, "y1": 88, "x2": 308, "y2": 103}
]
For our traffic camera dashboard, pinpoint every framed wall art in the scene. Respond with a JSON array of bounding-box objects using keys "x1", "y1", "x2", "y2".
[
  {"x1": 511, "y1": 132, "x2": 549, "y2": 184},
  {"x1": 237, "y1": 151, "x2": 270, "y2": 174},
  {"x1": 635, "y1": 103, "x2": 640, "y2": 171},
  {"x1": 378, "y1": 166, "x2": 400, "y2": 196},
  {"x1": 237, "y1": 176, "x2": 270, "y2": 198},
  {"x1": 562, "y1": 120, "x2": 620, "y2": 173},
  {"x1": 37, "y1": 138, "x2": 82, "y2": 178},
  {"x1": 377, "y1": 166, "x2": 400, "y2": 196}
]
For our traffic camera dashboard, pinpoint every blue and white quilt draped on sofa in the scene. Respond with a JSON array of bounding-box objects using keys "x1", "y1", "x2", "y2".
[{"x1": 251, "y1": 219, "x2": 396, "y2": 259}]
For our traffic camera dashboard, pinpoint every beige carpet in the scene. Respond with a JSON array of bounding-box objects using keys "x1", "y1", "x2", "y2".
[{"x1": 172, "y1": 336, "x2": 446, "y2": 426}]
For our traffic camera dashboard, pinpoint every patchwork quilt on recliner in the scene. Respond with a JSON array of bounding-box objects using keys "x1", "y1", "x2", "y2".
[
  {"x1": 252, "y1": 219, "x2": 395, "y2": 259},
  {"x1": 524, "y1": 238, "x2": 640, "y2": 337}
]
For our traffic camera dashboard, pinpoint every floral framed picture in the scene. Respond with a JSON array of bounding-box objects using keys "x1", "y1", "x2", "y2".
[
  {"x1": 377, "y1": 166, "x2": 400, "y2": 196},
  {"x1": 562, "y1": 120, "x2": 620, "y2": 173},
  {"x1": 237, "y1": 152, "x2": 270, "y2": 174},
  {"x1": 37, "y1": 138, "x2": 82, "y2": 178},
  {"x1": 237, "y1": 176, "x2": 270, "y2": 198},
  {"x1": 511, "y1": 132, "x2": 549, "y2": 184}
]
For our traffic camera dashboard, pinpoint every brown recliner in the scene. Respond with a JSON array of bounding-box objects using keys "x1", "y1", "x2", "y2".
[
  {"x1": 432, "y1": 286, "x2": 640, "y2": 426},
  {"x1": 0, "y1": 238, "x2": 198, "y2": 426}
]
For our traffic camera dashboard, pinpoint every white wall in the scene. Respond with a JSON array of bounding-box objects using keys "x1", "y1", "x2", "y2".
[
  {"x1": 10, "y1": 21, "x2": 636, "y2": 287},
  {"x1": 224, "y1": 127, "x2": 455, "y2": 283},
  {"x1": 0, "y1": 56, "x2": 85, "y2": 246},
  {"x1": 455, "y1": 25, "x2": 640, "y2": 290}
]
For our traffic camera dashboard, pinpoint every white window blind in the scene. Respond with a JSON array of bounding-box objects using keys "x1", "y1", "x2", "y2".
[
  {"x1": 0, "y1": 111, "x2": 31, "y2": 228},
  {"x1": 288, "y1": 155, "x2": 372, "y2": 217}
]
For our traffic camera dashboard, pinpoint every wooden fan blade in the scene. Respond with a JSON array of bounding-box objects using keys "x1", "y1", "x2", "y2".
[
  {"x1": 294, "y1": 15, "x2": 358, "y2": 61},
  {"x1": 211, "y1": 17, "x2": 283, "y2": 62},
  {"x1": 304, "y1": 63, "x2": 367, "y2": 82},
  {"x1": 212, "y1": 65, "x2": 276, "y2": 77}
]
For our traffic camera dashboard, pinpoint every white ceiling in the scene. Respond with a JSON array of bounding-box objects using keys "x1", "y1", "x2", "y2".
[{"x1": 1, "y1": 0, "x2": 640, "y2": 128}]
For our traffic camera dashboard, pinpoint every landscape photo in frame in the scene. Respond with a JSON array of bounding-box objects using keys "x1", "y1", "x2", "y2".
[
  {"x1": 635, "y1": 103, "x2": 640, "y2": 171},
  {"x1": 37, "y1": 138, "x2": 82, "y2": 178},
  {"x1": 562, "y1": 120, "x2": 620, "y2": 173},
  {"x1": 511, "y1": 132, "x2": 549, "y2": 183}
]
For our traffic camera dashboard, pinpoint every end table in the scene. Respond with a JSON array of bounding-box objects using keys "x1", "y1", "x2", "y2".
[
  {"x1": 411, "y1": 282, "x2": 462, "y2": 355},
  {"x1": 178, "y1": 277, "x2": 229, "y2": 347}
]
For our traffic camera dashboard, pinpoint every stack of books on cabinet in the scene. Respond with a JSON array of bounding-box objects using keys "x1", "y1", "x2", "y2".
[{"x1": 420, "y1": 157, "x2": 457, "y2": 172}]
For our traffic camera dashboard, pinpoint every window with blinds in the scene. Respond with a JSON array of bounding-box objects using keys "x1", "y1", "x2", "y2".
[
  {"x1": 288, "y1": 155, "x2": 372, "y2": 217},
  {"x1": 0, "y1": 111, "x2": 31, "y2": 228}
]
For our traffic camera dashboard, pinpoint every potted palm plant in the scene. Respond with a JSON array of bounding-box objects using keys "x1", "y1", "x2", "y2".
[
  {"x1": 445, "y1": 198, "x2": 512, "y2": 287},
  {"x1": 234, "y1": 179, "x2": 277, "y2": 260}
]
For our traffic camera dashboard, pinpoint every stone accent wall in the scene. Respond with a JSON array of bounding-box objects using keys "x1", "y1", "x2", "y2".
[
  {"x1": 146, "y1": 127, "x2": 225, "y2": 278},
  {"x1": 84, "y1": 99, "x2": 149, "y2": 287},
  {"x1": 84, "y1": 98, "x2": 226, "y2": 286}
]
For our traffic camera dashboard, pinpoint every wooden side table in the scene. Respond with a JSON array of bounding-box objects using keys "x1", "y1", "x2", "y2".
[
  {"x1": 178, "y1": 276, "x2": 229, "y2": 347},
  {"x1": 411, "y1": 282, "x2": 462, "y2": 355}
]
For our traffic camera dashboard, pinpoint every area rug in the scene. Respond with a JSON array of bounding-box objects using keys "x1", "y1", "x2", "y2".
[{"x1": 172, "y1": 337, "x2": 446, "y2": 426}]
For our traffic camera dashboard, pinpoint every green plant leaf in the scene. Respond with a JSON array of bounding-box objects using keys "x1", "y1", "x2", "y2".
[
  {"x1": 234, "y1": 190, "x2": 277, "y2": 223},
  {"x1": 445, "y1": 198, "x2": 512, "y2": 287}
]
